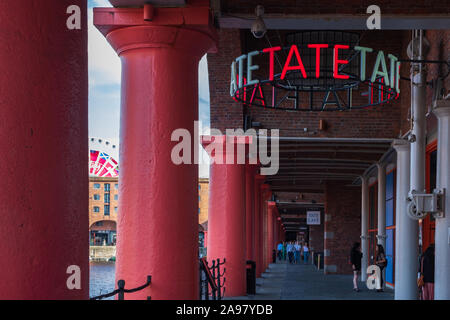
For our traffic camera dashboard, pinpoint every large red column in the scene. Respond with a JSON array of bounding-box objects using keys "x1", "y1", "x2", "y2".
[
  {"x1": 254, "y1": 174, "x2": 265, "y2": 277},
  {"x1": 245, "y1": 165, "x2": 257, "y2": 261},
  {"x1": 260, "y1": 184, "x2": 272, "y2": 272},
  {"x1": 203, "y1": 136, "x2": 248, "y2": 297},
  {"x1": 94, "y1": 6, "x2": 216, "y2": 300},
  {"x1": 0, "y1": 1, "x2": 88, "y2": 299}
]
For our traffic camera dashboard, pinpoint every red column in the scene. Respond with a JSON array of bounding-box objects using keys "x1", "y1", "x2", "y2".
[
  {"x1": 267, "y1": 202, "x2": 276, "y2": 266},
  {"x1": 245, "y1": 165, "x2": 257, "y2": 261},
  {"x1": 202, "y1": 136, "x2": 248, "y2": 297},
  {"x1": 0, "y1": 1, "x2": 88, "y2": 299},
  {"x1": 95, "y1": 6, "x2": 216, "y2": 300},
  {"x1": 260, "y1": 184, "x2": 272, "y2": 272},
  {"x1": 254, "y1": 174, "x2": 265, "y2": 277}
]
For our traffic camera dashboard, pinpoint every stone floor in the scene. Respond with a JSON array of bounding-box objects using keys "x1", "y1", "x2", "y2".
[{"x1": 227, "y1": 260, "x2": 394, "y2": 300}]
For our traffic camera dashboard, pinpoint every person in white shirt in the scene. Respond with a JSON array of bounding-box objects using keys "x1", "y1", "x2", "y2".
[
  {"x1": 303, "y1": 242, "x2": 310, "y2": 263},
  {"x1": 294, "y1": 242, "x2": 301, "y2": 264},
  {"x1": 286, "y1": 242, "x2": 294, "y2": 264}
]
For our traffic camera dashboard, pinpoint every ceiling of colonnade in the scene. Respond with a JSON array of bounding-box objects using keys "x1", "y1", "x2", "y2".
[{"x1": 263, "y1": 137, "x2": 393, "y2": 232}]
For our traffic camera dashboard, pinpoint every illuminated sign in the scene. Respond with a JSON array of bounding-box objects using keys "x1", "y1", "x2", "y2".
[{"x1": 229, "y1": 42, "x2": 401, "y2": 111}]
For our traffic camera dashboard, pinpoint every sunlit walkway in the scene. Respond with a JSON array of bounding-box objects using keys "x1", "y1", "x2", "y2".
[{"x1": 228, "y1": 261, "x2": 394, "y2": 300}]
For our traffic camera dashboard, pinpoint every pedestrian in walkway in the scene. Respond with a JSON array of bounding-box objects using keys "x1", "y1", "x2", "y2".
[
  {"x1": 375, "y1": 244, "x2": 387, "y2": 292},
  {"x1": 294, "y1": 241, "x2": 301, "y2": 264},
  {"x1": 303, "y1": 242, "x2": 310, "y2": 263},
  {"x1": 277, "y1": 242, "x2": 283, "y2": 261},
  {"x1": 350, "y1": 242, "x2": 363, "y2": 292},
  {"x1": 287, "y1": 242, "x2": 294, "y2": 264},
  {"x1": 419, "y1": 244, "x2": 435, "y2": 300}
]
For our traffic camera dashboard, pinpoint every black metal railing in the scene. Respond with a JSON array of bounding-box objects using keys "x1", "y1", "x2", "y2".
[
  {"x1": 90, "y1": 275, "x2": 152, "y2": 300},
  {"x1": 199, "y1": 257, "x2": 226, "y2": 300}
]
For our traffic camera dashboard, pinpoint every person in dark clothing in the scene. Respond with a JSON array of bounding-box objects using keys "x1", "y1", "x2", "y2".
[
  {"x1": 375, "y1": 244, "x2": 387, "y2": 292},
  {"x1": 420, "y1": 244, "x2": 435, "y2": 300},
  {"x1": 350, "y1": 242, "x2": 363, "y2": 292}
]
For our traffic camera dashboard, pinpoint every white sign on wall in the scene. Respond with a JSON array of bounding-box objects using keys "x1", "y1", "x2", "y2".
[{"x1": 307, "y1": 211, "x2": 321, "y2": 225}]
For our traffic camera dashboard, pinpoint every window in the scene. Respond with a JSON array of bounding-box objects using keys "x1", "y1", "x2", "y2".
[
  {"x1": 198, "y1": 196, "x2": 201, "y2": 202},
  {"x1": 95, "y1": 221, "x2": 103, "y2": 226},
  {"x1": 115, "y1": 184, "x2": 119, "y2": 190},
  {"x1": 93, "y1": 206, "x2": 100, "y2": 213},
  {"x1": 104, "y1": 193, "x2": 110, "y2": 204},
  {"x1": 114, "y1": 207, "x2": 118, "y2": 213},
  {"x1": 93, "y1": 183, "x2": 100, "y2": 189},
  {"x1": 104, "y1": 205, "x2": 110, "y2": 216},
  {"x1": 93, "y1": 194, "x2": 100, "y2": 200},
  {"x1": 104, "y1": 183, "x2": 110, "y2": 192},
  {"x1": 114, "y1": 194, "x2": 118, "y2": 200}
]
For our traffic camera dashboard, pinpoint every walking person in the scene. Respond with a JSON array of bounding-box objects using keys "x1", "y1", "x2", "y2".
[
  {"x1": 294, "y1": 241, "x2": 301, "y2": 264},
  {"x1": 375, "y1": 244, "x2": 387, "y2": 292},
  {"x1": 419, "y1": 244, "x2": 435, "y2": 300},
  {"x1": 303, "y1": 242, "x2": 310, "y2": 263},
  {"x1": 350, "y1": 242, "x2": 363, "y2": 292},
  {"x1": 276, "y1": 242, "x2": 283, "y2": 261},
  {"x1": 287, "y1": 242, "x2": 294, "y2": 264},
  {"x1": 282, "y1": 242, "x2": 287, "y2": 261}
]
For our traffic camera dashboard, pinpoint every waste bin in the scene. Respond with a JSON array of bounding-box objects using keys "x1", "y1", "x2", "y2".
[{"x1": 246, "y1": 260, "x2": 256, "y2": 295}]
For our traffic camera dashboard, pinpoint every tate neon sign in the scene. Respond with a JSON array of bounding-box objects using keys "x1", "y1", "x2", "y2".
[{"x1": 229, "y1": 44, "x2": 401, "y2": 111}]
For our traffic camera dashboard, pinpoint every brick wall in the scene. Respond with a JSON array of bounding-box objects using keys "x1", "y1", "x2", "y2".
[
  {"x1": 199, "y1": 178, "x2": 209, "y2": 224},
  {"x1": 207, "y1": 29, "x2": 244, "y2": 132},
  {"x1": 324, "y1": 181, "x2": 361, "y2": 274},
  {"x1": 309, "y1": 212, "x2": 324, "y2": 253}
]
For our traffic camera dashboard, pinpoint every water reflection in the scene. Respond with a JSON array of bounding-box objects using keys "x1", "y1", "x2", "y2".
[{"x1": 89, "y1": 261, "x2": 116, "y2": 300}]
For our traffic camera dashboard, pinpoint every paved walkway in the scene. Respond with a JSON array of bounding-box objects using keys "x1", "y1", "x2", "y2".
[{"x1": 228, "y1": 261, "x2": 394, "y2": 300}]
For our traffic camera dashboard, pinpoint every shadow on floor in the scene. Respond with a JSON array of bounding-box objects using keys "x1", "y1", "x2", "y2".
[{"x1": 227, "y1": 261, "x2": 394, "y2": 300}]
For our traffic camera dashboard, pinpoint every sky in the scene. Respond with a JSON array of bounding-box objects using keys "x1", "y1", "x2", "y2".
[{"x1": 88, "y1": 0, "x2": 210, "y2": 177}]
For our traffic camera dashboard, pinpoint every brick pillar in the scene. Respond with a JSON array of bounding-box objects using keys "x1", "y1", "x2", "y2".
[{"x1": 324, "y1": 181, "x2": 361, "y2": 274}]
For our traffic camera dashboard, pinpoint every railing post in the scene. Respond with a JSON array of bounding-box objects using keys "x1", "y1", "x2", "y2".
[
  {"x1": 211, "y1": 260, "x2": 217, "y2": 300},
  {"x1": 246, "y1": 260, "x2": 256, "y2": 295},
  {"x1": 216, "y1": 259, "x2": 222, "y2": 300},
  {"x1": 117, "y1": 279, "x2": 125, "y2": 300}
]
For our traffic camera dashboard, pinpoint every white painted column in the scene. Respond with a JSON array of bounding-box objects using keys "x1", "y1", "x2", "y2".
[
  {"x1": 402, "y1": 54, "x2": 425, "y2": 300},
  {"x1": 433, "y1": 100, "x2": 450, "y2": 300},
  {"x1": 361, "y1": 175, "x2": 369, "y2": 282},
  {"x1": 393, "y1": 139, "x2": 418, "y2": 300}
]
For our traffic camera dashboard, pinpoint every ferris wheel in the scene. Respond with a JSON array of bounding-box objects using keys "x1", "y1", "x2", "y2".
[{"x1": 89, "y1": 137, "x2": 119, "y2": 177}]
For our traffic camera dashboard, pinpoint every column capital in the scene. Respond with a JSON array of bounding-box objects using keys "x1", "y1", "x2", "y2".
[
  {"x1": 377, "y1": 161, "x2": 387, "y2": 171},
  {"x1": 392, "y1": 139, "x2": 410, "y2": 153},
  {"x1": 360, "y1": 175, "x2": 368, "y2": 185},
  {"x1": 201, "y1": 135, "x2": 253, "y2": 163},
  {"x1": 267, "y1": 201, "x2": 276, "y2": 209},
  {"x1": 433, "y1": 99, "x2": 450, "y2": 119},
  {"x1": 94, "y1": 6, "x2": 217, "y2": 56}
]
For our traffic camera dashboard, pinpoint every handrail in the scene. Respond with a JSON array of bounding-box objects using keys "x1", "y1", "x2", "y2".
[
  {"x1": 90, "y1": 275, "x2": 152, "y2": 300},
  {"x1": 199, "y1": 258, "x2": 226, "y2": 300}
]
